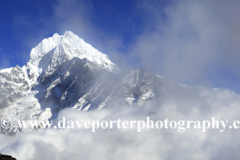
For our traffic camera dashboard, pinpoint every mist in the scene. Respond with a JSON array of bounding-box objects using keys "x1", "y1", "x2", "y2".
[
  {"x1": 1, "y1": 0, "x2": 240, "y2": 159},
  {"x1": 1, "y1": 85, "x2": 240, "y2": 160},
  {"x1": 131, "y1": 0, "x2": 240, "y2": 92}
]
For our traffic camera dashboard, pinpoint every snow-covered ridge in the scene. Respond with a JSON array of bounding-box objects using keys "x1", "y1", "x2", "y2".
[
  {"x1": 1, "y1": 31, "x2": 177, "y2": 135},
  {"x1": 29, "y1": 33, "x2": 62, "y2": 67},
  {"x1": 29, "y1": 31, "x2": 120, "y2": 74},
  {"x1": 0, "y1": 31, "x2": 122, "y2": 134}
]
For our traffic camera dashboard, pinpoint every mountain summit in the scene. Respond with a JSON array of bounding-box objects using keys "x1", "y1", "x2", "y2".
[
  {"x1": 29, "y1": 31, "x2": 120, "y2": 74},
  {"x1": 0, "y1": 31, "x2": 180, "y2": 134}
]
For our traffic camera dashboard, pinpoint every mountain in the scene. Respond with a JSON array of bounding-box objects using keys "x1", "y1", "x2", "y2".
[
  {"x1": 0, "y1": 31, "x2": 183, "y2": 134},
  {"x1": 0, "y1": 153, "x2": 17, "y2": 160}
]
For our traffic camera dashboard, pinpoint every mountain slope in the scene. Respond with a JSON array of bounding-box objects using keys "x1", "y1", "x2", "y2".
[{"x1": 0, "y1": 31, "x2": 183, "y2": 134}]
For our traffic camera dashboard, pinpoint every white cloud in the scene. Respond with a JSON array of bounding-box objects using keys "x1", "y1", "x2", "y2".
[
  {"x1": 1, "y1": 86, "x2": 240, "y2": 160},
  {"x1": 9, "y1": 0, "x2": 240, "y2": 89},
  {"x1": 131, "y1": 0, "x2": 240, "y2": 90},
  {"x1": 2, "y1": 1, "x2": 240, "y2": 159}
]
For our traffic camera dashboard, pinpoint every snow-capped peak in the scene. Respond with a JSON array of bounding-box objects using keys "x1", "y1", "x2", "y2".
[
  {"x1": 29, "y1": 31, "x2": 120, "y2": 74},
  {"x1": 29, "y1": 33, "x2": 62, "y2": 67},
  {"x1": 0, "y1": 31, "x2": 179, "y2": 135}
]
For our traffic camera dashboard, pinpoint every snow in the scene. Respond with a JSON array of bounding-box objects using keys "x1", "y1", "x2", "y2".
[
  {"x1": 38, "y1": 108, "x2": 52, "y2": 122},
  {"x1": 29, "y1": 33, "x2": 62, "y2": 67},
  {"x1": 29, "y1": 31, "x2": 120, "y2": 75},
  {"x1": 0, "y1": 67, "x2": 12, "y2": 74},
  {"x1": 156, "y1": 74, "x2": 163, "y2": 78},
  {"x1": 0, "y1": 31, "x2": 173, "y2": 134}
]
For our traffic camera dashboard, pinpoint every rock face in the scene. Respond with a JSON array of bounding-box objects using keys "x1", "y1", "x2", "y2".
[
  {"x1": 0, "y1": 153, "x2": 17, "y2": 160},
  {"x1": 0, "y1": 31, "x2": 184, "y2": 134}
]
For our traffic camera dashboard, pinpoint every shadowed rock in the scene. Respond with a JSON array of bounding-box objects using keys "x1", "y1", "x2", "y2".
[{"x1": 0, "y1": 153, "x2": 17, "y2": 160}]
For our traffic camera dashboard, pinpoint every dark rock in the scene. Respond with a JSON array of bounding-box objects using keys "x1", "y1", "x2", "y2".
[{"x1": 0, "y1": 153, "x2": 17, "y2": 160}]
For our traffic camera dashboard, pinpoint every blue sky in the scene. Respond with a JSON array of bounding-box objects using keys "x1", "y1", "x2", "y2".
[
  {"x1": 0, "y1": 0, "x2": 152, "y2": 62},
  {"x1": 1, "y1": 0, "x2": 240, "y2": 93}
]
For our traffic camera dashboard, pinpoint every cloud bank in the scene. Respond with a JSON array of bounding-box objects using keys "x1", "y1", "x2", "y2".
[
  {"x1": 1, "y1": 0, "x2": 240, "y2": 159},
  {"x1": 1, "y1": 86, "x2": 240, "y2": 160},
  {"x1": 131, "y1": 0, "x2": 240, "y2": 91}
]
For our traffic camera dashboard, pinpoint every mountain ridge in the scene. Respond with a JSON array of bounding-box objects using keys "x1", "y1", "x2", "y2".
[{"x1": 0, "y1": 31, "x2": 181, "y2": 134}]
